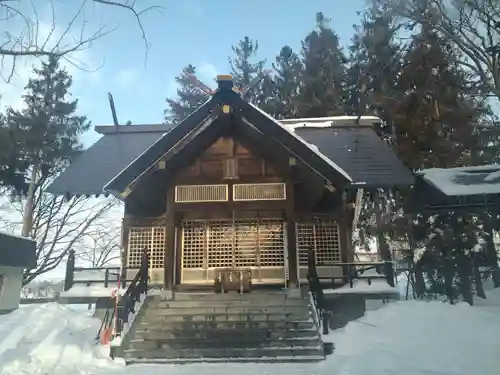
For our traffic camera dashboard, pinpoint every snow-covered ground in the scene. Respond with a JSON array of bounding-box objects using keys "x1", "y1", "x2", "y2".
[{"x1": 1, "y1": 288, "x2": 500, "y2": 375}]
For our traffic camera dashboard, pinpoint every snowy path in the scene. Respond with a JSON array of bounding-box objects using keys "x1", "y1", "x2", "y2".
[
  {"x1": 1, "y1": 290, "x2": 500, "y2": 375},
  {"x1": 0, "y1": 304, "x2": 115, "y2": 375}
]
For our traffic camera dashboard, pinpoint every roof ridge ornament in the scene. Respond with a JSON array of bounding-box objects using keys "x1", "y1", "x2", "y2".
[{"x1": 186, "y1": 70, "x2": 273, "y2": 99}]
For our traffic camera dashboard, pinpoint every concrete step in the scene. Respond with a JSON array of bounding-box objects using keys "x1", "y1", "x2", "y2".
[
  {"x1": 148, "y1": 299, "x2": 307, "y2": 309},
  {"x1": 128, "y1": 337, "x2": 322, "y2": 350},
  {"x1": 126, "y1": 355, "x2": 325, "y2": 364},
  {"x1": 151, "y1": 292, "x2": 304, "y2": 303},
  {"x1": 137, "y1": 320, "x2": 315, "y2": 330},
  {"x1": 145, "y1": 304, "x2": 309, "y2": 315},
  {"x1": 134, "y1": 327, "x2": 319, "y2": 340},
  {"x1": 123, "y1": 346, "x2": 324, "y2": 359},
  {"x1": 142, "y1": 312, "x2": 310, "y2": 323}
]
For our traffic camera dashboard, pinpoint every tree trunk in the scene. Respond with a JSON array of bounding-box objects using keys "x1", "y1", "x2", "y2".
[
  {"x1": 414, "y1": 262, "x2": 427, "y2": 298},
  {"x1": 444, "y1": 245, "x2": 455, "y2": 304},
  {"x1": 484, "y1": 216, "x2": 500, "y2": 288},
  {"x1": 21, "y1": 166, "x2": 38, "y2": 237},
  {"x1": 453, "y1": 215, "x2": 473, "y2": 305},
  {"x1": 375, "y1": 192, "x2": 395, "y2": 286},
  {"x1": 407, "y1": 214, "x2": 420, "y2": 299},
  {"x1": 457, "y1": 250, "x2": 473, "y2": 305},
  {"x1": 472, "y1": 252, "x2": 486, "y2": 299}
]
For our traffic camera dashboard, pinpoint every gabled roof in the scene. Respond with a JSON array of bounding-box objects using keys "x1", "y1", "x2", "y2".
[
  {"x1": 418, "y1": 165, "x2": 500, "y2": 196},
  {"x1": 47, "y1": 126, "x2": 168, "y2": 197},
  {"x1": 103, "y1": 86, "x2": 353, "y2": 198},
  {"x1": 409, "y1": 165, "x2": 500, "y2": 214},
  {"x1": 293, "y1": 126, "x2": 413, "y2": 188},
  {"x1": 0, "y1": 231, "x2": 37, "y2": 269},
  {"x1": 47, "y1": 77, "x2": 413, "y2": 199}
]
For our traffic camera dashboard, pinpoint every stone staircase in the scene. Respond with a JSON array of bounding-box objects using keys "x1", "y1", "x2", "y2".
[{"x1": 121, "y1": 289, "x2": 325, "y2": 364}]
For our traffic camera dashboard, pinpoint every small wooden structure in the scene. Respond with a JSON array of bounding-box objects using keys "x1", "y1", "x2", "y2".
[
  {"x1": 48, "y1": 75, "x2": 412, "y2": 293},
  {"x1": 412, "y1": 166, "x2": 500, "y2": 277},
  {"x1": 412, "y1": 165, "x2": 500, "y2": 214},
  {"x1": 0, "y1": 232, "x2": 36, "y2": 313}
]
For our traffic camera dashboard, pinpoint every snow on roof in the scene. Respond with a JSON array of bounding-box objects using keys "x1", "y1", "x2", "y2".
[
  {"x1": 248, "y1": 103, "x2": 352, "y2": 182},
  {"x1": 280, "y1": 115, "x2": 382, "y2": 127},
  {"x1": 419, "y1": 164, "x2": 500, "y2": 196}
]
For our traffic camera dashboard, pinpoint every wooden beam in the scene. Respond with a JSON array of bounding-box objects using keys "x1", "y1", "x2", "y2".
[
  {"x1": 285, "y1": 179, "x2": 298, "y2": 287},
  {"x1": 164, "y1": 186, "x2": 176, "y2": 290},
  {"x1": 120, "y1": 213, "x2": 131, "y2": 285},
  {"x1": 173, "y1": 200, "x2": 287, "y2": 212}
]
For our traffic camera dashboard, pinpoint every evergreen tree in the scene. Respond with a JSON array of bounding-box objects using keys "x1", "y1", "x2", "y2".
[
  {"x1": 0, "y1": 116, "x2": 28, "y2": 192},
  {"x1": 392, "y1": 21, "x2": 492, "y2": 304},
  {"x1": 347, "y1": 4, "x2": 402, "y2": 138},
  {"x1": 6, "y1": 56, "x2": 90, "y2": 236},
  {"x1": 391, "y1": 24, "x2": 486, "y2": 170},
  {"x1": 347, "y1": 5, "x2": 406, "y2": 267},
  {"x1": 229, "y1": 36, "x2": 274, "y2": 108},
  {"x1": 165, "y1": 65, "x2": 211, "y2": 125},
  {"x1": 7, "y1": 56, "x2": 89, "y2": 173},
  {"x1": 298, "y1": 12, "x2": 348, "y2": 117},
  {"x1": 271, "y1": 46, "x2": 303, "y2": 119}
]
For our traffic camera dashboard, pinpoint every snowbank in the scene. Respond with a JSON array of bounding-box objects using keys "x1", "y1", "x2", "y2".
[
  {"x1": 323, "y1": 268, "x2": 399, "y2": 296},
  {"x1": 0, "y1": 303, "x2": 121, "y2": 375},
  {"x1": 59, "y1": 285, "x2": 126, "y2": 298},
  {"x1": 1, "y1": 289, "x2": 500, "y2": 375},
  {"x1": 323, "y1": 279, "x2": 398, "y2": 295},
  {"x1": 329, "y1": 299, "x2": 500, "y2": 375}
]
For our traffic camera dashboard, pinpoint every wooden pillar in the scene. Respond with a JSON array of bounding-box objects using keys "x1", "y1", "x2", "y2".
[
  {"x1": 339, "y1": 219, "x2": 354, "y2": 262},
  {"x1": 174, "y1": 213, "x2": 182, "y2": 286},
  {"x1": 285, "y1": 180, "x2": 298, "y2": 287},
  {"x1": 338, "y1": 194, "x2": 354, "y2": 282},
  {"x1": 375, "y1": 191, "x2": 395, "y2": 286},
  {"x1": 164, "y1": 186, "x2": 175, "y2": 290},
  {"x1": 120, "y1": 216, "x2": 129, "y2": 281},
  {"x1": 342, "y1": 198, "x2": 355, "y2": 263}
]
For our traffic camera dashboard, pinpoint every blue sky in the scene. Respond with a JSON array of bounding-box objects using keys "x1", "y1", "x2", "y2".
[
  {"x1": 2, "y1": 0, "x2": 366, "y2": 146},
  {"x1": 79, "y1": 0, "x2": 366, "y2": 145}
]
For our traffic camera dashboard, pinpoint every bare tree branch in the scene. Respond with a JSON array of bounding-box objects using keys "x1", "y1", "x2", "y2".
[
  {"x1": 92, "y1": 0, "x2": 164, "y2": 62},
  {"x1": 389, "y1": 0, "x2": 500, "y2": 102},
  {"x1": 0, "y1": 174, "x2": 121, "y2": 285},
  {"x1": 76, "y1": 225, "x2": 121, "y2": 267},
  {"x1": 0, "y1": 0, "x2": 164, "y2": 82}
]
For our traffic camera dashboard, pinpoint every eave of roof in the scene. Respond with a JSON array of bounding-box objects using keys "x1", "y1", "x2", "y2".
[
  {"x1": 46, "y1": 89, "x2": 413, "y2": 198},
  {"x1": 104, "y1": 90, "x2": 353, "y2": 198},
  {"x1": 246, "y1": 103, "x2": 352, "y2": 183},
  {"x1": 417, "y1": 165, "x2": 500, "y2": 197},
  {"x1": 294, "y1": 126, "x2": 414, "y2": 188},
  {"x1": 409, "y1": 174, "x2": 500, "y2": 214},
  {"x1": 103, "y1": 97, "x2": 218, "y2": 197},
  {"x1": 0, "y1": 231, "x2": 37, "y2": 269},
  {"x1": 46, "y1": 129, "x2": 167, "y2": 197},
  {"x1": 95, "y1": 124, "x2": 174, "y2": 135}
]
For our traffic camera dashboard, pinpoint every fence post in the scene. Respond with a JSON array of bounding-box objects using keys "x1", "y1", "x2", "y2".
[
  {"x1": 384, "y1": 260, "x2": 395, "y2": 287},
  {"x1": 64, "y1": 249, "x2": 76, "y2": 291},
  {"x1": 322, "y1": 311, "x2": 329, "y2": 335},
  {"x1": 104, "y1": 268, "x2": 109, "y2": 288},
  {"x1": 142, "y1": 247, "x2": 149, "y2": 294}
]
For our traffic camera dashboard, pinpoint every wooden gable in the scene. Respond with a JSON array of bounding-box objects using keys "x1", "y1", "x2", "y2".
[{"x1": 174, "y1": 136, "x2": 283, "y2": 185}]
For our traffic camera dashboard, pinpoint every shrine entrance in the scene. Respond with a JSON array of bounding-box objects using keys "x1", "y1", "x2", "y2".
[{"x1": 180, "y1": 218, "x2": 287, "y2": 285}]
